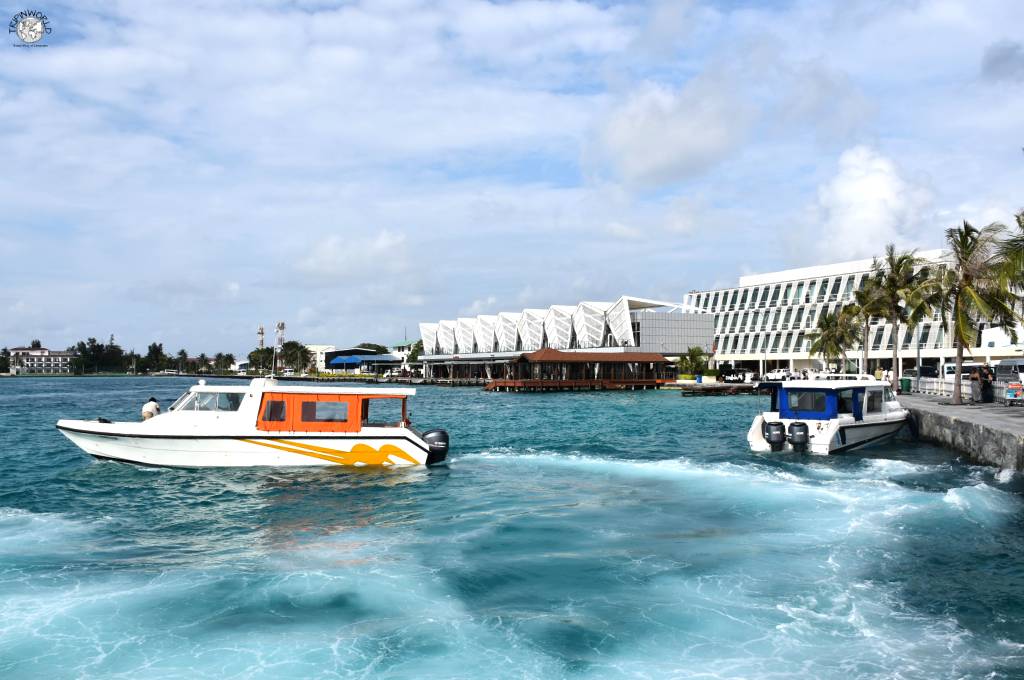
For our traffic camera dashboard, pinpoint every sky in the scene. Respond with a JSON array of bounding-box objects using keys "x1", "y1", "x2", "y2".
[{"x1": 2, "y1": 0, "x2": 1022, "y2": 356}]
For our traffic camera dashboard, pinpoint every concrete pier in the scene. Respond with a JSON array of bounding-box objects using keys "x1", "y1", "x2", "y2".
[{"x1": 901, "y1": 394, "x2": 1024, "y2": 470}]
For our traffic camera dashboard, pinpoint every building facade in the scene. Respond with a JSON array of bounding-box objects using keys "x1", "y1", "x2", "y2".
[
  {"x1": 419, "y1": 296, "x2": 714, "y2": 380},
  {"x1": 684, "y1": 250, "x2": 1019, "y2": 374},
  {"x1": 9, "y1": 347, "x2": 78, "y2": 374}
]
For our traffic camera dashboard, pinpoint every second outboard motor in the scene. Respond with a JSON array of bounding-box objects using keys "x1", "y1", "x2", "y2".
[
  {"x1": 763, "y1": 421, "x2": 786, "y2": 452},
  {"x1": 422, "y1": 429, "x2": 450, "y2": 465},
  {"x1": 788, "y1": 422, "x2": 810, "y2": 453}
]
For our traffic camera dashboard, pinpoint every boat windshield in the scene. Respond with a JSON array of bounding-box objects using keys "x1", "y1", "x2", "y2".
[{"x1": 172, "y1": 391, "x2": 244, "y2": 412}]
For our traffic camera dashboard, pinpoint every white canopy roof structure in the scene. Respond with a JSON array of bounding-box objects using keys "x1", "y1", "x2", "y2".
[
  {"x1": 496, "y1": 312, "x2": 521, "y2": 352},
  {"x1": 517, "y1": 309, "x2": 548, "y2": 351},
  {"x1": 456, "y1": 318, "x2": 477, "y2": 354},
  {"x1": 574, "y1": 302, "x2": 613, "y2": 349},
  {"x1": 422, "y1": 296, "x2": 682, "y2": 356},
  {"x1": 543, "y1": 305, "x2": 576, "y2": 350},
  {"x1": 437, "y1": 320, "x2": 457, "y2": 355},
  {"x1": 475, "y1": 315, "x2": 498, "y2": 354},
  {"x1": 418, "y1": 322, "x2": 439, "y2": 355}
]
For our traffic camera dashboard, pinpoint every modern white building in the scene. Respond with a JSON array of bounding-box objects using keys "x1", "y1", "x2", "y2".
[
  {"x1": 419, "y1": 296, "x2": 714, "y2": 380},
  {"x1": 685, "y1": 250, "x2": 1021, "y2": 374},
  {"x1": 9, "y1": 346, "x2": 78, "y2": 374}
]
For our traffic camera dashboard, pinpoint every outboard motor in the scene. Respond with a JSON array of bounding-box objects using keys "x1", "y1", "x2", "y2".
[
  {"x1": 788, "y1": 422, "x2": 810, "y2": 453},
  {"x1": 421, "y1": 429, "x2": 450, "y2": 465},
  {"x1": 763, "y1": 421, "x2": 786, "y2": 452}
]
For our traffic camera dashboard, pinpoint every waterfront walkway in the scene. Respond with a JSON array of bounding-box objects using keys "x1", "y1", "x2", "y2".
[{"x1": 901, "y1": 393, "x2": 1024, "y2": 469}]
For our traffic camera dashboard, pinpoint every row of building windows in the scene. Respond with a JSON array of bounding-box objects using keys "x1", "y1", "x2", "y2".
[
  {"x1": 693, "y1": 272, "x2": 869, "y2": 314},
  {"x1": 713, "y1": 323, "x2": 948, "y2": 356}
]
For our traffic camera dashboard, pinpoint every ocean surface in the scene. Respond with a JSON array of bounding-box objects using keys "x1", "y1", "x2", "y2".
[{"x1": 1, "y1": 377, "x2": 1024, "y2": 679}]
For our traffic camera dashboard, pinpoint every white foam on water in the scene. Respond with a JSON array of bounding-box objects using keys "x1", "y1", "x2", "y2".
[
  {"x1": 942, "y1": 483, "x2": 1019, "y2": 524},
  {"x1": 996, "y1": 468, "x2": 1016, "y2": 484}
]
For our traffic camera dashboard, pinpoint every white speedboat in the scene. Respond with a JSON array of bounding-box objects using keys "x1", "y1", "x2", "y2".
[
  {"x1": 747, "y1": 378, "x2": 908, "y2": 455},
  {"x1": 56, "y1": 378, "x2": 449, "y2": 468}
]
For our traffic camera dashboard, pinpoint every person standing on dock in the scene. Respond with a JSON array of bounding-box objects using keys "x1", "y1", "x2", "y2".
[
  {"x1": 141, "y1": 397, "x2": 160, "y2": 421},
  {"x1": 969, "y1": 368, "x2": 982, "y2": 403}
]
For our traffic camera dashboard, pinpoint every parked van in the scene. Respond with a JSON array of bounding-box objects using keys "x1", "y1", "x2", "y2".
[
  {"x1": 995, "y1": 358, "x2": 1024, "y2": 384},
  {"x1": 941, "y1": 362, "x2": 984, "y2": 379}
]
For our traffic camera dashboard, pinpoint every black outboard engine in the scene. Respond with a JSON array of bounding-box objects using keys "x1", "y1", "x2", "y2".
[
  {"x1": 763, "y1": 421, "x2": 786, "y2": 452},
  {"x1": 421, "y1": 429, "x2": 450, "y2": 465},
  {"x1": 788, "y1": 422, "x2": 810, "y2": 453}
]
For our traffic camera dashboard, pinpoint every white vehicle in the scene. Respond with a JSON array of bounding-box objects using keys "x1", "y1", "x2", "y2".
[
  {"x1": 748, "y1": 379, "x2": 908, "y2": 455},
  {"x1": 56, "y1": 378, "x2": 449, "y2": 468},
  {"x1": 941, "y1": 361, "x2": 983, "y2": 379},
  {"x1": 763, "y1": 368, "x2": 797, "y2": 381}
]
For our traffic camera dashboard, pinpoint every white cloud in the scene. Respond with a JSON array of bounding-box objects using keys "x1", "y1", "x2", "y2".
[
  {"x1": 598, "y1": 74, "x2": 755, "y2": 186},
  {"x1": 604, "y1": 221, "x2": 643, "y2": 239},
  {"x1": 809, "y1": 146, "x2": 933, "y2": 260},
  {"x1": 461, "y1": 295, "x2": 498, "y2": 315}
]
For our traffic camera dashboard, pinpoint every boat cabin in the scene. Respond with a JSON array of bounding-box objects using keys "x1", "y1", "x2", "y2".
[
  {"x1": 760, "y1": 381, "x2": 898, "y2": 421},
  {"x1": 166, "y1": 380, "x2": 413, "y2": 433}
]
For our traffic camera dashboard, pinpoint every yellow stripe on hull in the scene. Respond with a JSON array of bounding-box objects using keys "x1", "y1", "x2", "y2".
[{"x1": 239, "y1": 438, "x2": 422, "y2": 466}]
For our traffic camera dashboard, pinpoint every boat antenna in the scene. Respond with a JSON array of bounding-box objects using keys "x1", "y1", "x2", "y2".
[{"x1": 272, "y1": 321, "x2": 285, "y2": 378}]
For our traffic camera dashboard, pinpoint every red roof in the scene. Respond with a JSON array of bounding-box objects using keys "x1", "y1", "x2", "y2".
[{"x1": 521, "y1": 348, "x2": 669, "y2": 363}]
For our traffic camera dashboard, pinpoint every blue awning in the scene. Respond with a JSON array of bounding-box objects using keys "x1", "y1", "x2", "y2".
[{"x1": 328, "y1": 356, "x2": 363, "y2": 366}]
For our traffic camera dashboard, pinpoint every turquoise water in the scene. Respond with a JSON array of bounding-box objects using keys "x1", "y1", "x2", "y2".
[{"x1": 2, "y1": 377, "x2": 1024, "y2": 679}]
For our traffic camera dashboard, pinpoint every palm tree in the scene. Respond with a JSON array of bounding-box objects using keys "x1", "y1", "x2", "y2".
[
  {"x1": 176, "y1": 349, "x2": 188, "y2": 372},
  {"x1": 923, "y1": 221, "x2": 1019, "y2": 405},
  {"x1": 847, "y1": 276, "x2": 886, "y2": 375},
  {"x1": 870, "y1": 244, "x2": 930, "y2": 389},
  {"x1": 807, "y1": 309, "x2": 859, "y2": 372},
  {"x1": 197, "y1": 353, "x2": 209, "y2": 374},
  {"x1": 280, "y1": 341, "x2": 311, "y2": 374},
  {"x1": 676, "y1": 346, "x2": 708, "y2": 375},
  {"x1": 998, "y1": 209, "x2": 1024, "y2": 298}
]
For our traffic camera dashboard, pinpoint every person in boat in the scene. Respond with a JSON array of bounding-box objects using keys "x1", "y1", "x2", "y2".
[{"x1": 141, "y1": 397, "x2": 160, "y2": 421}]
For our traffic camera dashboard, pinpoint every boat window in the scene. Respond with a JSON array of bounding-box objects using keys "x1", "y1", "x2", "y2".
[
  {"x1": 866, "y1": 390, "x2": 882, "y2": 413},
  {"x1": 361, "y1": 398, "x2": 404, "y2": 427},
  {"x1": 170, "y1": 392, "x2": 195, "y2": 411},
  {"x1": 195, "y1": 392, "x2": 243, "y2": 412},
  {"x1": 301, "y1": 401, "x2": 348, "y2": 423},
  {"x1": 883, "y1": 387, "x2": 896, "y2": 402},
  {"x1": 263, "y1": 400, "x2": 286, "y2": 421},
  {"x1": 787, "y1": 390, "x2": 826, "y2": 412},
  {"x1": 838, "y1": 389, "x2": 855, "y2": 414}
]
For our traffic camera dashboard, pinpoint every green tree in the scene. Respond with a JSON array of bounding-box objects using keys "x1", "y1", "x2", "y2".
[
  {"x1": 0, "y1": 347, "x2": 9, "y2": 374},
  {"x1": 807, "y1": 310, "x2": 859, "y2": 372},
  {"x1": 29, "y1": 339, "x2": 41, "y2": 349},
  {"x1": 248, "y1": 347, "x2": 273, "y2": 374},
  {"x1": 176, "y1": 349, "x2": 188, "y2": 372},
  {"x1": 143, "y1": 342, "x2": 168, "y2": 373},
  {"x1": 408, "y1": 339, "x2": 424, "y2": 363},
  {"x1": 196, "y1": 353, "x2": 209, "y2": 373},
  {"x1": 355, "y1": 342, "x2": 389, "y2": 354},
  {"x1": 280, "y1": 341, "x2": 311, "y2": 373},
  {"x1": 923, "y1": 221, "x2": 1020, "y2": 405},
  {"x1": 676, "y1": 346, "x2": 708, "y2": 375},
  {"x1": 870, "y1": 244, "x2": 931, "y2": 389},
  {"x1": 998, "y1": 209, "x2": 1024, "y2": 297},
  {"x1": 847, "y1": 276, "x2": 886, "y2": 374}
]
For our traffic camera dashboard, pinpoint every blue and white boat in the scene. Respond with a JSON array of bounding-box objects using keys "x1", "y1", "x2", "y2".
[{"x1": 747, "y1": 377, "x2": 909, "y2": 455}]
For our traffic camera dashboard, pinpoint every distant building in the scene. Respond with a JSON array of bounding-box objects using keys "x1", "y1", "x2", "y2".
[
  {"x1": 10, "y1": 346, "x2": 78, "y2": 375},
  {"x1": 304, "y1": 344, "x2": 337, "y2": 373},
  {"x1": 684, "y1": 250, "x2": 1022, "y2": 374},
  {"x1": 418, "y1": 296, "x2": 714, "y2": 380}
]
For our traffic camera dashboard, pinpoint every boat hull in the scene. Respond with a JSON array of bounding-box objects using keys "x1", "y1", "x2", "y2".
[
  {"x1": 748, "y1": 414, "x2": 907, "y2": 455},
  {"x1": 57, "y1": 424, "x2": 436, "y2": 468}
]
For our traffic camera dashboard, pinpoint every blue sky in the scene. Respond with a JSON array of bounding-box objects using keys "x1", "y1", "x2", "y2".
[{"x1": 2, "y1": 0, "x2": 1022, "y2": 355}]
